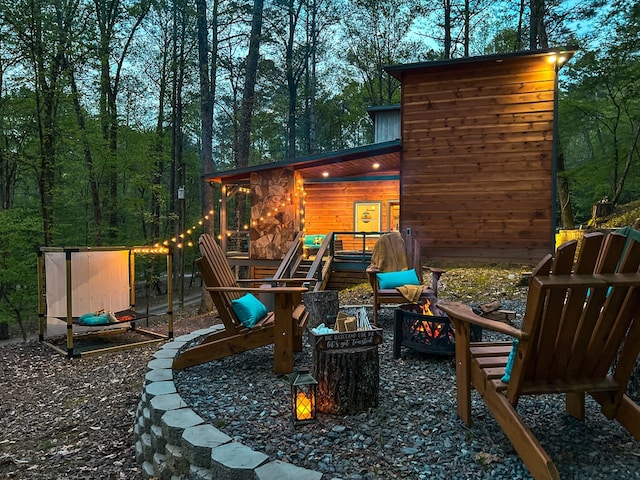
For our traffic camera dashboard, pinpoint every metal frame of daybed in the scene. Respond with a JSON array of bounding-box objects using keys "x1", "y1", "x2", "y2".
[{"x1": 37, "y1": 245, "x2": 174, "y2": 358}]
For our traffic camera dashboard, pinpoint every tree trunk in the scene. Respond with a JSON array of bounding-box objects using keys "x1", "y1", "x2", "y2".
[
  {"x1": 464, "y1": 0, "x2": 470, "y2": 57},
  {"x1": 516, "y1": 0, "x2": 525, "y2": 49},
  {"x1": 196, "y1": 0, "x2": 217, "y2": 234},
  {"x1": 152, "y1": 43, "x2": 168, "y2": 243},
  {"x1": 529, "y1": 0, "x2": 547, "y2": 49},
  {"x1": 443, "y1": 0, "x2": 451, "y2": 59},
  {"x1": 307, "y1": 0, "x2": 317, "y2": 154},
  {"x1": 67, "y1": 66, "x2": 104, "y2": 244},
  {"x1": 237, "y1": 0, "x2": 264, "y2": 170},
  {"x1": 557, "y1": 150, "x2": 575, "y2": 229},
  {"x1": 312, "y1": 345, "x2": 380, "y2": 415}
]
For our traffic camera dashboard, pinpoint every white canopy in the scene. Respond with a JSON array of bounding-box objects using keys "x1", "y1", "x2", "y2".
[{"x1": 45, "y1": 250, "x2": 130, "y2": 318}]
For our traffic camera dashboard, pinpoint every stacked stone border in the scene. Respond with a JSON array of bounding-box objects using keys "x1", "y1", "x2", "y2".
[{"x1": 134, "y1": 325, "x2": 322, "y2": 480}]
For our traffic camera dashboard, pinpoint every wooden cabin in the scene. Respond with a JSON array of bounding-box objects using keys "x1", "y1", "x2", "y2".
[
  {"x1": 386, "y1": 48, "x2": 574, "y2": 263},
  {"x1": 205, "y1": 48, "x2": 574, "y2": 275}
]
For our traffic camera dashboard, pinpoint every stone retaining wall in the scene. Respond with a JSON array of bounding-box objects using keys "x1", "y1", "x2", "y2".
[{"x1": 134, "y1": 325, "x2": 322, "y2": 480}]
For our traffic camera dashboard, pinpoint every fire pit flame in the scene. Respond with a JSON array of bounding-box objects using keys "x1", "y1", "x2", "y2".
[
  {"x1": 420, "y1": 300, "x2": 435, "y2": 316},
  {"x1": 394, "y1": 302, "x2": 482, "y2": 357}
]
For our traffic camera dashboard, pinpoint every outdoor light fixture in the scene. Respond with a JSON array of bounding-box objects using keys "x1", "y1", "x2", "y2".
[{"x1": 291, "y1": 367, "x2": 318, "y2": 425}]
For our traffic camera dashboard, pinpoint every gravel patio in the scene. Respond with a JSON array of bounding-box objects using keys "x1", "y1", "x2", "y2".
[{"x1": 1, "y1": 267, "x2": 639, "y2": 479}]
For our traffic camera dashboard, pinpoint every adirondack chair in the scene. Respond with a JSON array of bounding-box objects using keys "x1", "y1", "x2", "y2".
[
  {"x1": 439, "y1": 231, "x2": 640, "y2": 480},
  {"x1": 172, "y1": 234, "x2": 310, "y2": 374},
  {"x1": 366, "y1": 231, "x2": 445, "y2": 326}
]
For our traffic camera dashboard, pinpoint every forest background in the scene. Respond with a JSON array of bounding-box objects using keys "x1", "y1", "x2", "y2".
[{"x1": 0, "y1": 0, "x2": 639, "y2": 332}]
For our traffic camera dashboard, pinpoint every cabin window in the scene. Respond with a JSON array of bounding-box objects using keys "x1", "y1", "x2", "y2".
[{"x1": 354, "y1": 202, "x2": 381, "y2": 233}]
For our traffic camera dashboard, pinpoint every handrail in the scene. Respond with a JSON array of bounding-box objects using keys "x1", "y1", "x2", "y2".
[
  {"x1": 331, "y1": 231, "x2": 387, "y2": 263},
  {"x1": 306, "y1": 233, "x2": 333, "y2": 288},
  {"x1": 273, "y1": 231, "x2": 305, "y2": 281},
  {"x1": 273, "y1": 231, "x2": 335, "y2": 291},
  {"x1": 273, "y1": 230, "x2": 384, "y2": 291}
]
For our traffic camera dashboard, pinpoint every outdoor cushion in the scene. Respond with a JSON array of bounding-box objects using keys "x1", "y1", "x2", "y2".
[
  {"x1": 376, "y1": 269, "x2": 420, "y2": 289},
  {"x1": 78, "y1": 312, "x2": 111, "y2": 326},
  {"x1": 231, "y1": 293, "x2": 268, "y2": 328},
  {"x1": 501, "y1": 339, "x2": 519, "y2": 383},
  {"x1": 304, "y1": 234, "x2": 325, "y2": 246}
]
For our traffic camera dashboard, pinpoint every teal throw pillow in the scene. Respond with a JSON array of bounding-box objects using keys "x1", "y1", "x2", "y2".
[
  {"x1": 231, "y1": 293, "x2": 268, "y2": 328},
  {"x1": 377, "y1": 269, "x2": 421, "y2": 289},
  {"x1": 501, "y1": 339, "x2": 519, "y2": 383},
  {"x1": 78, "y1": 312, "x2": 110, "y2": 326}
]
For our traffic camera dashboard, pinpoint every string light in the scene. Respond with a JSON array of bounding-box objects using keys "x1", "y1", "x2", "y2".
[
  {"x1": 157, "y1": 209, "x2": 215, "y2": 250},
  {"x1": 133, "y1": 245, "x2": 170, "y2": 255}
]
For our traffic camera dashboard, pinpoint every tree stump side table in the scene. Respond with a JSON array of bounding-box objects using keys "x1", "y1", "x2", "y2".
[{"x1": 309, "y1": 329, "x2": 382, "y2": 415}]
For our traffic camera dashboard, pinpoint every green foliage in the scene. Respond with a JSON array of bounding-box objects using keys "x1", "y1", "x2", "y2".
[
  {"x1": 559, "y1": 0, "x2": 640, "y2": 223},
  {"x1": 597, "y1": 200, "x2": 640, "y2": 229},
  {"x1": 0, "y1": 209, "x2": 42, "y2": 324}
]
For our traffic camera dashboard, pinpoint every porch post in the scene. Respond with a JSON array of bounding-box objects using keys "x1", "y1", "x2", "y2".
[{"x1": 220, "y1": 184, "x2": 228, "y2": 252}]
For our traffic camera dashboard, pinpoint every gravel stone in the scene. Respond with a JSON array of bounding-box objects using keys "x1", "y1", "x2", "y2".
[{"x1": 174, "y1": 303, "x2": 640, "y2": 480}]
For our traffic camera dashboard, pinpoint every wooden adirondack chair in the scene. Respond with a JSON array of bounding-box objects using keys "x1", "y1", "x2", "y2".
[
  {"x1": 439, "y1": 231, "x2": 640, "y2": 480},
  {"x1": 172, "y1": 234, "x2": 309, "y2": 374},
  {"x1": 366, "y1": 231, "x2": 445, "y2": 326}
]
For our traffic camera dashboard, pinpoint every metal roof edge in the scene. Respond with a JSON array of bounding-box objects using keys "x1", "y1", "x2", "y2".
[
  {"x1": 384, "y1": 47, "x2": 577, "y2": 78},
  {"x1": 205, "y1": 140, "x2": 402, "y2": 182}
]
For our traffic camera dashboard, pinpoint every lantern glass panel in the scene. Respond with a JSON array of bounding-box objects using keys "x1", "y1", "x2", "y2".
[{"x1": 291, "y1": 368, "x2": 317, "y2": 425}]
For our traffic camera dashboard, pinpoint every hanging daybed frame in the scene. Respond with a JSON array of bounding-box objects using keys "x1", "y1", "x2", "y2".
[{"x1": 37, "y1": 245, "x2": 174, "y2": 358}]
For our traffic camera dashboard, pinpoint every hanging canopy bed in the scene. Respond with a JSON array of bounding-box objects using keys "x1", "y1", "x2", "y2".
[{"x1": 37, "y1": 246, "x2": 174, "y2": 358}]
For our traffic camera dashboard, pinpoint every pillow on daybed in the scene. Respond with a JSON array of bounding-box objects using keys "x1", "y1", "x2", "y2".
[
  {"x1": 231, "y1": 293, "x2": 268, "y2": 328},
  {"x1": 78, "y1": 312, "x2": 111, "y2": 326},
  {"x1": 376, "y1": 269, "x2": 421, "y2": 289}
]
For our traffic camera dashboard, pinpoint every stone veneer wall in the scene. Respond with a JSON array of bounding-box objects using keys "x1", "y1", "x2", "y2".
[
  {"x1": 249, "y1": 169, "x2": 301, "y2": 260},
  {"x1": 134, "y1": 325, "x2": 322, "y2": 480}
]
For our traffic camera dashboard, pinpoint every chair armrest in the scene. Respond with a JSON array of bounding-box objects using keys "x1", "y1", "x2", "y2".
[
  {"x1": 365, "y1": 267, "x2": 379, "y2": 288},
  {"x1": 236, "y1": 278, "x2": 317, "y2": 285},
  {"x1": 438, "y1": 301, "x2": 527, "y2": 340},
  {"x1": 206, "y1": 286, "x2": 308, "y2": 294},
  {"x1": 263, "y1": 278, "x2": 318, "y2": 285}
]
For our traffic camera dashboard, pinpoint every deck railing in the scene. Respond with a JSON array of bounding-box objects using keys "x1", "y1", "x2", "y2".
[{"x1": 224, "y1": 231, "x2": 386, "y2": 284}]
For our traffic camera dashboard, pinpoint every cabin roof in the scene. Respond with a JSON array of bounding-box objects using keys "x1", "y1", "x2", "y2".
[
  {"x1": 385, "y1": 47, "x2": 575, "y2": 79},
  {"x1": 205, "y1": 140, "x2": 401, "y2": 184}
]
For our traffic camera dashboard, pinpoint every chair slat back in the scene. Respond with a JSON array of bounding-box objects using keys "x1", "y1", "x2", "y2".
[
  {"x1": 403, "y1": 233, "x2": 422, "y2": 276},
  {"x1": 509, "y1": 232, "x2": 640, "y2": 397},
  {"x1": 198, "y1": 234, "x2": 244, "y2": 330}
]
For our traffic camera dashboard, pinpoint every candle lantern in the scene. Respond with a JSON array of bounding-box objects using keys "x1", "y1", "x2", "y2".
[{"x1": 291, "y1": 367, "x2": 318, "y2": 425}]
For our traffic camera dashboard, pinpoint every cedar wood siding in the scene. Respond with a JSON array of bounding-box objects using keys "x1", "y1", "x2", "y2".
[
  {"x1": 304, "y1": 180, "x2": 399, "y2": 251},
  {"x1": 398, "y1": 55, "x2": 557, "y2": 263}
]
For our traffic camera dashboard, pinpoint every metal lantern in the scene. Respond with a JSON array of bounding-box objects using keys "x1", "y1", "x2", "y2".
[{"x1": 291, "y1": 367, "x2": 318, "y2": 425}]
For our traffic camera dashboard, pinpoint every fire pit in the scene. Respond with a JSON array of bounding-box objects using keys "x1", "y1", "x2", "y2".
[{"x1": 394, "y1": 302, "x2": 482, "y2": 357}]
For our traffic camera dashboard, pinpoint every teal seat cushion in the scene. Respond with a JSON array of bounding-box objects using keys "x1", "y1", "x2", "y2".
[
  {"x1": 304, "y1": 234, "x2": 325, "y2": 246},
  {"x1": 376, "y1": 269, "x2": 421, "y2": 289},
  {"x1": 501, "y1": 339, "x2": 519, "y2": 383},
  {"x1": 231, "y1": 293, "x2": 268, "y2": 328}
]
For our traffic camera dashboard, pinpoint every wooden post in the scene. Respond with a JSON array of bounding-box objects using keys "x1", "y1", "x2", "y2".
[
  {"x1": 273, "y1": 292, "x2": 294, "y2": 375},
  {"x1": 312, "y1": 344, "x2": 379, "y2": 415}
]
